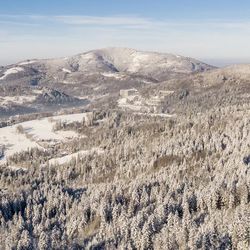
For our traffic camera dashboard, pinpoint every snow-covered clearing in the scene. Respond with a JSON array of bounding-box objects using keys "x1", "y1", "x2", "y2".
[
  {"x1": 48, "y1": 148, "x2": 104, "y2": 166},
  {"x1": 0, "y1": 125, "x2": 40, "y2": 164},
  {"x1": 0, "y1": 67, "x2": 24, "y2": 80},
  {"x1": 0, "y1": 112, "x2": 88, "y2": 165},
  {"x1": 20, "y1": 118, "x2": 78, "y2": 141}
]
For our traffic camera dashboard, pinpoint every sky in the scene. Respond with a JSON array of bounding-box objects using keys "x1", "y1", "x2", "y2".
[{"x1": 1, "y1": 0, "x2": 250, "y2": 66}]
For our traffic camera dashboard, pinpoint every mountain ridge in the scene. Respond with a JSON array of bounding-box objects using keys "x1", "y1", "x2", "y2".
[
  {"x1": 0, "y1": 47, "x2": 215, "y2": 84},
  {"x1": 0, "y1": 48, "x2": 249, "y2": 120}
]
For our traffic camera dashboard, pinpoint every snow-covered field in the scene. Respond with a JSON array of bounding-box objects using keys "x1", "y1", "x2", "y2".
[
  {"x1": 0, "y1": 113, "x2": 88, "y2": 165},
  {"x1": 0, "y1": 67, "x2": 24, "y2": 80},
  {"x1": 0, "y1": 125, "x2": 41, "y2": 164},
  {"x1": 20, "y1": 118, "x2": 78, "y2": 141}
]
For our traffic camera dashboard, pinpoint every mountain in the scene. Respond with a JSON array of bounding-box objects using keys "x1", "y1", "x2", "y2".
[
  {"x1": 0, "y1": 49, "x2": 250, "y2": 120},
  {"x1": 195, "y1": 64, "x2": 250, "y2": 86},
  {"x1": 131, "y1": 63, "x2": 250, "y2": 116},
  {"x1": 0, "y1": 49, "x2": 249, "y2": 249},
  {"x1": 70, "y1": 47, "x2": 215, "y2": 79},
  {"x1": 35, "y1": 88, "x2": 83, "y2": 105},
  {"x1": 1, "y1": 48, "x2": 249, "y2": 121},
  {"x1": 0, "y1": 48, "x2": 216, "y2": 119},
  {"x1": 0, "y1": 48, "x2": 215, "y2": 85}
]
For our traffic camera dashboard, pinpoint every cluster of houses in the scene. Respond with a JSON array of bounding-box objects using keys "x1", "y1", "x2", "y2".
[{"x1": 119, "y1": 88, "x2": 174, "y2": 113}]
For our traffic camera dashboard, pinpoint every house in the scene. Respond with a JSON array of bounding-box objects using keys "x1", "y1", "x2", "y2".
[
  {"x1": 120, "y1": 88, "x2": 138, "y2": 98},
  {"x1": 159, "y1": 90, "x2": 174, "y2": 98}
]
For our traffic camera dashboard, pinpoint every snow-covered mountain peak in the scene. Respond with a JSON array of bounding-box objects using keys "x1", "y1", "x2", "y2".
[{"x1": 0, "y1": 48, "x2": 215, "y2": 84}]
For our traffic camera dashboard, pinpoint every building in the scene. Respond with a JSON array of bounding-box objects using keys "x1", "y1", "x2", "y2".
[
  {"x1": 159, "y1": 90, "x2": 174, "y2": 98},
  {"x1": 120, "y1": 88, "x2": 138, "y2": 98}
]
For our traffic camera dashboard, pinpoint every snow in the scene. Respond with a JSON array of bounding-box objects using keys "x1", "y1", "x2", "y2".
[
  {"x1": 81, "y1": 53, "x2": 96, "y2": 60},
  {"x1": 118, "y1": 95, "x2": 142, "y2": 111},
  {"x1": 0, "y1": 112, "x2": 89, "y2": 165},
  {"x1": 90, "y1": 48, "x2": 213, "y2": 75},
  {"x1": 32, "y1": 89, "x2": 43, "y2": 94},
  {"x1": 77, "y1": 95, "x2": 89, "y2": 100},
  {"x1": 48, "y1": 148, "x2": 104, "y2": 166},
  {"x1": 52, "y1": 113, "x2": 88, "y2": 124},
  {"x1": 118, "y1": 93, "x2": 144, "y2": 111},
  {"x1": 118, "y1": 98, "x2": 127, "y2": 105},
  {"x1": 141, "y1": 79, "x2": 154, "y2": 84},
  {"x1": 0, "y1": 125, "x2": 40, "y2": 164},
  {"x1": 0, "y1": 67, "x2": 24, "y2": 80},
  {"x1": 101, "y1": 72, "x2": 124, "y2": 79},
  {"x1": 21, "y1": 119, "x2": 77, "y2": 141},
  {"x1": 128, "y1": 52, "x2": 150, "y2": 73},
  {"x1": 118, "y1": 101, "x2": 143, "y2": 111},
  {"x1": 94, "y1": 86, "x2": 102, "y2": 91},
  {"x1": 19, "y1": 60, "x2": 36, "y2": 65},
  {"x1": 135, "y1": 112, "x2": 176, "y2": 118},
  {"x1": 7, "y1": 165, "x2": 27, "y2": 171},
  {"x1": 62, "y1": 80, "x2": 75, "y2": 84},
  {"x1": 0, "y1": 95, "x2": 37, "y2": 106},
  {"x1": 117, "y1": 96, "x2": 176, "y2": 114},
  {"x1": 62, "y1": 68, "x2": 72, "y2": 73}
]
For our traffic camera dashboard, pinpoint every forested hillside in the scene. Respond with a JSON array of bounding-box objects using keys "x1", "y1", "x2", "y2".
[{"x1": 0, "y1": 102, "x2": 249, "y2": 249}]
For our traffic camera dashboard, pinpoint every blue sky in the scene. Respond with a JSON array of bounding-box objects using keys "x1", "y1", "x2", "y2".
[{"x1": 1, "y1": 0, "x2": 250, "y2": 65}]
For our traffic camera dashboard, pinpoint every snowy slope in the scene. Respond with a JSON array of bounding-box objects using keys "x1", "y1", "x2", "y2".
[
  {"x1": 0, "y1": 112, "x2": 88, "y2": 164},
  {"x1": 70, "y1": 48, "x2": 215, "y2": 80},
  {"x1": 193, "y1": 64, "x2": 250, "y2": 87},
  {"x1": 0, "y1": 67, "x2": 24, "y2": 80},
  {"x1": 0, "y1": 48, "x2": 215, "y2": 83},
  {"x1": 87, "y1": 48, "x2": 214, "y2": 74}
]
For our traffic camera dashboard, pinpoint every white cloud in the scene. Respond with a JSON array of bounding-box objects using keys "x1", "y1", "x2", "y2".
[
  {"x1": 1, "y1": 14, "x2": 250, "y2": 29},
  {"x1": 53, "y1": 15, "x2": 153, "y2": 26},
  {"x1": 50, "y1": 15, "x2": 250, "y2": 31}
]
